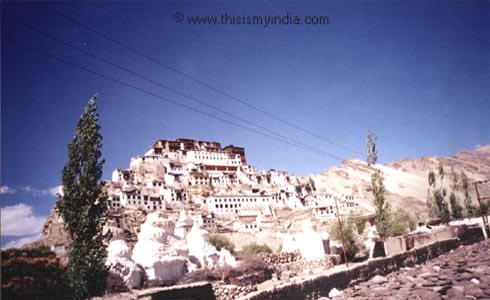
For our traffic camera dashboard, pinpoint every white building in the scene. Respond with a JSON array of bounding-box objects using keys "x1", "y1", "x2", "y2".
[
  {"x1": 233, "y1": 215, "x2": 259, "y2": 233},
  {"x1": 314, "y1": 205, "x2": 336, "y2": 220},
  {"x1": 192, "y1": 213, "x2": 217, "y2": 231},
  {"x1": 205, "y1": 194, "x2": 273, "y2": 215}
]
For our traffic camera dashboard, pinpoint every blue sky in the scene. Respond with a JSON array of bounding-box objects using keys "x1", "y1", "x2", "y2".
[{"x1": 1, "y1": 1, "x2": 489, "y2": 247}]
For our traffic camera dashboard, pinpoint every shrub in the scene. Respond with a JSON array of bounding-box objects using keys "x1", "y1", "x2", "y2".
[
  {"x1": 229, "y1": 254, "x2": 273, "y2": 284},
  {"x1": 1, "y1": 246, "x2": 72, "y2": 300},
  {"x1": 389, "y1": 211, "x2": 410, "y2": 237},
  {"x1": 209, "y1": 234, "x2": 235, "y2": 254},
  {"x1": 239, "y1": 243, "x2": 273, "y2": 256},
  {"x1": 408, "y1": 214, "x2": 418, "y2": 232},
  {"x1": 329, "y1": 217, "x2": 361, "y2": 261},
  {"x1": 349, "y1": 212, "x2": 367, "y2": 235}
]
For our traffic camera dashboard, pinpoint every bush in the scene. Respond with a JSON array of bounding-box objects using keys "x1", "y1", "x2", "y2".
[
  {"x1": 229, "y1": 255, "x2": 273, "y2": 285},
  {"x1": 350, "y1": 212, "x2": 367, "y2": 235},
  {"x1": 209, "y1": 234, "x2": 235, "y2": 254},
  {"x1": 389, "y1": 211, "x2": 409, "y2": 237},
  {"x1": 1, "y1": 246, "x2": 72, "y2": 300},
  {"x1": 329, "y1": 217, "x2": 362, "y2": 261},
  {"x1": 390, "y1": 210, "x2": 417, "y2": 237},
  {"x1": 239, "y1": 243, "x2": 272, "y2": 256}
]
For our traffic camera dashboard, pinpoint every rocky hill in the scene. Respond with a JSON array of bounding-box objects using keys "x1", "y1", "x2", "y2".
[{"x1": 308, "y1": 145, "x2": 490, "y2": 219}]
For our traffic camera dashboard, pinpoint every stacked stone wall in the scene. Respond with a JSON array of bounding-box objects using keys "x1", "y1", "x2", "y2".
[{"x1": 240, "y1": 239, "x2": 461, "y2": 300}]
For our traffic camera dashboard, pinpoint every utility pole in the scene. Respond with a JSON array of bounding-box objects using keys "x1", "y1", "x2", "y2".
[
  {"x1": 474, "y1": 180, "x2": 489, "y2": 240},
  {"x1": 334, "y1": 196, "x2": 349, "y2": 268}
]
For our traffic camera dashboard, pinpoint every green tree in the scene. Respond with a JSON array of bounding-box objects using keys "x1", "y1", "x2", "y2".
[
  {"x1": 449, "y1": 192, "x2": 463, "y2": 219},
  {"x1": 461, "y1": 171, "x2": 475, "y2": 217},
  {"x1": 389, "y1": 210, "x2": 416, "y2": 237},
  {"x1": 451, "y1": 167, "x2": 459, "y2": 191},
  {"x1": 438, "y1": 162, "x2": 445, "y2": 180},
  {"x1": 56, "y1": 95, "x2": 109, "y2": 300},
  {"x1": 433, "y1": 188, "x2": 451, "y2": 223},
  {"x1": 371, "y1": 170, "x2": 392, "y2": 238},
  {"x1": 478, "y1": 200, "x2": 490, "y2": 218},
  {"x1": 350, "y1": 212, "x2": 367, "y2": 235},
  {"x1": 428, "y1": 170, "x2": 436, "y2": 187},
  {"x1": 329, "y1": 216, "x2": 361, "y2": 261},
  {"x1": 366, "y1": 130, "x2": 378, "y2": 167},
  {"x1": 427, "y1": 166, "x2": 451, "y2": 223}
]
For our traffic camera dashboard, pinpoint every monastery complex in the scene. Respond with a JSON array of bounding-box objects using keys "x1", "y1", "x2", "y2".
[{"x1": 105, "y1": 138, "x2": 360, "y2": 234}]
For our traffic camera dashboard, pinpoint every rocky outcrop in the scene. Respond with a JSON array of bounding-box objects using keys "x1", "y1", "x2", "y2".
[{"x1": 28, "y1": 208, "x2": 71, "y2": 255}]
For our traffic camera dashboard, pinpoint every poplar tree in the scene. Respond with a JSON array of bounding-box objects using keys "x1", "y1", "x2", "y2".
[
  {"x1": 366, "y1": 130, "x2": 377, "y2": 167},
  {"x1": 426, "y1": 165, "x2": 450, "y2": 223},
  {"x1": 56, "y1": 95, "x2": 108, "y2": 300},
  {"x1": 372, "y1": 169, "x2": 391, "y2": 238},
  {"x1": 461, "y1": 171, "x2": 475, "y2": 217},
  {"x1": 449, "y1": 192, "x2": 463, "y2": 219}
]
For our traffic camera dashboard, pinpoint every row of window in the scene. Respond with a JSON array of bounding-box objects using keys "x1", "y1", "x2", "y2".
[
  {"x1": 127, "y1": 200, "x2": 163, "y2": 205},
  {"x1": 215, "y1": 203, "x2": 243, "y2": 209},
  {"x1": 211, "y1": 197, "x2": 271, "y2": 203},
  {"x1": 125, "y1": 194, "x2": 165, "y2": 201},
  {"x1": 243, "y1": 224, "x2": 257, "y2": 229}
]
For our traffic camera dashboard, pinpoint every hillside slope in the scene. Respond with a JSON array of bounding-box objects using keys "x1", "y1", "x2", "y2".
[{"x1": 309, "y1": 145, "x2": 490, "y2": 218}]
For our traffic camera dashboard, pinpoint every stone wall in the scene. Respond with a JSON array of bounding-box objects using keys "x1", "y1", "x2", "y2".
[
  {"x1": 383, "y1": 237, "x2": 406, "y2": 256},
  {"x1": 137, "y1": 282, "x2": 216, "y2": 300},
  {"x1": 259, "y1": 252, "x2": 301, "y2": 265},
  {"x1": 239, "y1": 225, "x2": 486, "y2": 300},
  {"x1": 239, "y1": 239, "x2": 461, "y2": 300},
  {"x1": 386, "y1": 225, "x2": 481, "y2": 256}
]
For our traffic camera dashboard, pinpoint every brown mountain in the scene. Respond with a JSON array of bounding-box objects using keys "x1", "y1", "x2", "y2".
[{"x1": 309, "y1": 145, "x2": 490, "y2": 218}]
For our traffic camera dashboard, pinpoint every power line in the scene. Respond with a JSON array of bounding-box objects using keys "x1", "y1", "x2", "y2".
[
  {"x1": 31, "y1": 0, "x2": 362, "y2": 156},
  {"x1": 7, "y1": 16, "x2": 340, "y2": 159},
  {"x1": 4, "y1": 37, "x2": 344, "y2": 161}
]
